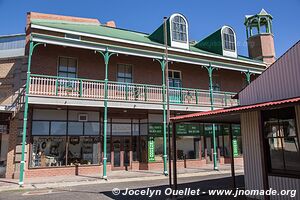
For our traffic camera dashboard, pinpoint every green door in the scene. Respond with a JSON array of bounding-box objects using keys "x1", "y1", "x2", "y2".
[{"x1": 168, "y1": 71, "x2": 182, "y2": 104}]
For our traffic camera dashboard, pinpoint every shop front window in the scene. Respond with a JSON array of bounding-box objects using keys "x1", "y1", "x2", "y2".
[
  {"x1": 31, "y1": 136, "x2": 66, "y2": 167},
  {"x1": 263, "y1": 107, "x2": 300, "y2": 175},
  {"x1": 176, "y1": 136, "x2": 200, "y2": 160},
  {"x1": 67, "y1": 136, "x2": 100, "y2": 165},
  {"x1": 154, "y1": 137, "x2": 163, "y2": 162},
  {"x1": 30, "y1": 109, "x2": 100, "y2": 168}
]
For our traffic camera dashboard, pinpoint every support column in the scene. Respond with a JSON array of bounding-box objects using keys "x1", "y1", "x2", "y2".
[
  {"x1": 204, "y1": 63, "x2": 218, "y2": 170},
  {"x1": 98, "y1": 48, "x2": 116, "y2": 179},
  {"x1": 243, "y1": 69, "x2": 252, "y2": 85},
  {"x1": 154, "y1": 57, "x2": 168, "y2": 175},
  {"x1": 257, "y1": 17, "x2": 261, "y2": 34},
  {"x1": 172, "y1": 122, "x2": 177, "y2": 192},
  {"x1": 229, "y1": 123, "x2": 236, "y2": 188},
  {"x1": 19, "y1": 41, "x2": 43, "y2": 187},
  {"x1": 161, "y1": 58, "x2": 168, "y2": 176}
]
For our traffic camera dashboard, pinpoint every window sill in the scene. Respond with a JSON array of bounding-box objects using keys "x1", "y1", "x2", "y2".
[{"x1": 268, "y1": 171, "x2": 300, "y2": 179}]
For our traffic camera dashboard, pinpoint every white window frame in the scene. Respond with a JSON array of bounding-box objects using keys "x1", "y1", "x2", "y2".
[
  {"x1": 221, "y1": 26, "x2": 237, "y2": 58},
  {"x1": 171, "y1": 16, "x2": 187, "y2": 43},
  {"x1": 169, "y1": 13, "x2": 189, "y2": 49},
  {"x1": 168, "y1": 69, "x2": 182, "y2": 87},
  {"x1": 116, "y1": 63, "x2": 133, "y2": 83},
  {"x1": 57, "y1": 56, "x2": 78, "y2": 78}
]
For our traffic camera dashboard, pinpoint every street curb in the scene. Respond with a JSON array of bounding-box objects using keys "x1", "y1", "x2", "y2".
[{"x1": 0, "y1": 169, "x2": 243, "y2": 192}]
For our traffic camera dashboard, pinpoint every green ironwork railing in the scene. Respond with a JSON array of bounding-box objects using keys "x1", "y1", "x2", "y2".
[{"x1": 29, "y1": 74, "x2": 238, "y2": 107}]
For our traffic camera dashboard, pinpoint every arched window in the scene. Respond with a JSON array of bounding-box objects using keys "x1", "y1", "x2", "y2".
[
  {"x1": 222, "y1": 27, "x2": 235, "y2": 51},
  {"x1": 171, "y1": 15, "x2": 187, "y2": 42}
]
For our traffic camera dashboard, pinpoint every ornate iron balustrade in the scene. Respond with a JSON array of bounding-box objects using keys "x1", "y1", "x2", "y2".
[{"x1": 29, "y1": 74, "x2": 238, "y2": 107}]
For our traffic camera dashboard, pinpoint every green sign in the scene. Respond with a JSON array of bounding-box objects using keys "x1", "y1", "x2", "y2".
[
  {"x1": 232, "y1": 138, "x2": 239, "y2": 157},
  {"x1": 204, "y1": 125, "x2": 221, "y2": 136},
  {"x1": 176, "y1": 124, "x2": 188, "y2": 135},
  {"x1": 222, "y1": 126, "x2": 230, "y2": 135},
  {"x1": 232, "y1": 124, "x2": 241, "y2": 136},
  {"x1": 149, "y1": 124, "x2": 163, "y2": 136},
  {"x1": 148, "y1": 123, "x2": 200, "y2": 136},
  {"x1": 187, "y1": 124, "x2": 200, "y2": 135},
  {"x1": 148, "y1": 137, "x2": 155, "y2": 162}
]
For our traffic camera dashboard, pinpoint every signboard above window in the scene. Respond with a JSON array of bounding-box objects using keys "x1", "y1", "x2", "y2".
[
  {"x1": 65, "y1": 34, "x2": 81, "y2": 41},
  {"x1": 78, "y1": 113, "x2": 88, "y2": 122}
]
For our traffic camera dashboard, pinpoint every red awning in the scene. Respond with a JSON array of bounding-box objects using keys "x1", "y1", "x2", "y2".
[{"x1": 171, "y1": 96, "x2": 300, "y2": 122}]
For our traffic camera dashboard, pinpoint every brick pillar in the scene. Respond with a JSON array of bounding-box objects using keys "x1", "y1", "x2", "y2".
[
  {"x1": 5, "y1": 118, "x2": 18, "y2": 178},
  {"x1": 5, "y1": 108, "x2": 31, "y2": 179}
]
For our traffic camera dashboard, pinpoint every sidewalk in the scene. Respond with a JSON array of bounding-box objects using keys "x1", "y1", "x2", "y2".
[{"x1": 0, "y1": 164, "x2": 243, "y2": 192}]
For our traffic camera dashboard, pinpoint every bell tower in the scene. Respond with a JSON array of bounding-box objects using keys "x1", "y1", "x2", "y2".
[{"x1": 245, "y1": 9, "x2": 276, "y2": 66}]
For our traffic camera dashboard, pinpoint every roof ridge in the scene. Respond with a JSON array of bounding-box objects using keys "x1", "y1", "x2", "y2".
[{"x1": 32, "y1": 19, "x2": 151, "y2": 36}]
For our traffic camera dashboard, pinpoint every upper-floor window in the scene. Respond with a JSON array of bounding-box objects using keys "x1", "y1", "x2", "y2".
[
  {"x1": 263, "y1": 107, "x2": 300, "y2": 176},
  {"x1": 171, "y1": 16, "x2": 187, "y2": 42},
  {"x1": 58, "y1": 57, "x2": 77, "y2": 78},
  {"x1": 168, "y1": 70, "x2": 182, "y2": 88},
  {"x1": 117, "y1": 64, "x2": 133, "y2": 83},
  {"x1": 222, "y1": 27, "x2": 236, "y2": 51}
]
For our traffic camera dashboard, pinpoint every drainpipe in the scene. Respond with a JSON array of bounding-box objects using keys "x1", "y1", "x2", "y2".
[
  {"x1": 98, "y1": 48, "x2": 116, "y2": 179},
  {"x1": 19, "y1": 40, "x2": 43, "y2": 187}
]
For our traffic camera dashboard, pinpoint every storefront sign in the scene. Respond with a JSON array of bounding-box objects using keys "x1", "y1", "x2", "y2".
[
  {"x1": 232, "y1": 138, "x2": 239, "y2": 157},
  {"x1": 149, "y1": 123, "x2": 200, "y2": 136},
  {"x1": 176, "y1": 124, "x2": 188, "y2": 135},
  {"x1": 232, "y1": 125, "x2": 241, "y2": 136},
  {"x1": 187, "y1": 124, "x2": 200, "y2": 135},
  {"x1": 148, "y1": 137, "x2": 155, "y2": 162},
  {"x1": 149, "y1": 124, "x2": 163, "y2": 136},
  {"x1": 204, "y1": 125, "x2": 221, "y2": 136}
]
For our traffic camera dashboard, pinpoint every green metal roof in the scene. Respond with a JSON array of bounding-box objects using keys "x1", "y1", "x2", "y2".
[
  {"x1": 194, "y1": 28, "x2": 222, "y2": 55},
  {"x1": 148, "y1": 18, "x2": 171, "y2": 46},
  {"x1": 244, "y1": 9, "x2": 273, "y2": 24},
  {"x1": 31, "y1": 19, "x2": 263, "y2": 64}
]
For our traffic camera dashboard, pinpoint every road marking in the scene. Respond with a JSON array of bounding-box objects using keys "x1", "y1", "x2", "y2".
[{"x1": 22, "y1": 189, "x2": 66, "y2": 196}]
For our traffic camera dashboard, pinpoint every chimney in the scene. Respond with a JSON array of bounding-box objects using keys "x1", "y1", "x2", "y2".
[
  {"x1": 245, "y1": 9, "x2": 276, "y2": 66},
  {"x1": 105, "y1": 21, "x2": 116, "y2": 28}
]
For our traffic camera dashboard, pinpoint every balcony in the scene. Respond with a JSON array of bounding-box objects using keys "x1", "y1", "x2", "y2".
[{"x1": 28, "y1": 74, "x2": 238, "y2": 111}]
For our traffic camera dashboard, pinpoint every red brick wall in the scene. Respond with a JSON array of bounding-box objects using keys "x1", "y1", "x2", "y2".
[
  {"x1": 31, "y1": 45, "x2": 246, "y2": 92},
  {"x1": 147, "y1": 159, "x2": 207, "y2": 171},
  {"x1": 25, "y1": 164, "x2": 111, "y2": 178},
  {"x1": 5, "y1": 118, "x2": 18, "y2": 178}
]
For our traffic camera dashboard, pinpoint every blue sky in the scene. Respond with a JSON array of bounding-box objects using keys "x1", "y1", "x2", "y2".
[{"x1": 0, "y1": 0, "x2": 299, "y2": 57}]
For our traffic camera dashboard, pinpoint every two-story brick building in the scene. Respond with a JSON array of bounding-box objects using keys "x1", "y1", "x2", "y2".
[
  {"x1": 0, "y1": 34, "x2": 26, "y2": 178},
  {"x1": 0, "y1": 10, "x2": 276, "y2": 184}
]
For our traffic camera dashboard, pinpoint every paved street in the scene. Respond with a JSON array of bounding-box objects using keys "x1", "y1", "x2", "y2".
[{"x1": 0, "y1": 174, "x2": 246, "y2": 200}]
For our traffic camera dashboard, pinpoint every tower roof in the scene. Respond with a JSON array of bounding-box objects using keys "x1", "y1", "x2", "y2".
[{"x1": 244, "y1": 9, "x2": 273, "y2": 24}]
